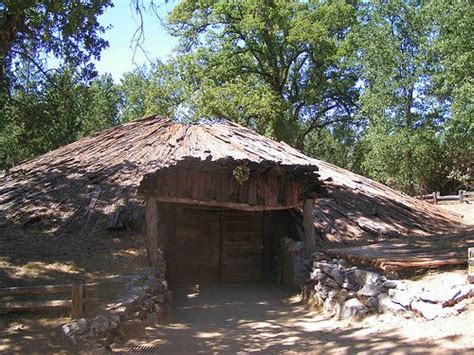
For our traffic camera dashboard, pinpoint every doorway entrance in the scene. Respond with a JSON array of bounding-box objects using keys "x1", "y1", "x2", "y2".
[{"x1": 168, "y1": 206, "x2": 264, "y2": 284}]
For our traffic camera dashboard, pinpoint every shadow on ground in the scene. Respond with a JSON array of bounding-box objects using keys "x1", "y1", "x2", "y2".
[{"x1": 116, "y1": 283, "x2": 471, "y2": 354}]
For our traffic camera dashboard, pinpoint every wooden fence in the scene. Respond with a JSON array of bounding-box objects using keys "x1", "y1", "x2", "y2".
[
  {"x1": 416, "y1": 190, "x2": 474, "y2": 204},
  {"x1": 0, "y1": 281, "x2": 98, "y2": 318}
]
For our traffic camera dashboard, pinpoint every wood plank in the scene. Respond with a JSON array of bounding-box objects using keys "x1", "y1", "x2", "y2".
[
  {"x1": 145, "y1": 197, "x2": 160, "y2": 268},
  {"x1": 70, "y1": 282, "x2": 84, "y2": 319},
  {"x1": 324, "y1": 242, "x2": 468, "y2": 272},
  {"x1": 150, "y1": 195, "x2": 302, "y2": 211},
  {"x1": 0, "y1": 283, "x2": 98, "y2": 297},
  {"x1": 0, "y1": 300, "x2": 71, "y2": 312},
  {"x1": 172, "y1": 206, "x2": 220, "y2": 284},
  {"x1": 304, "y1": 199, "x2": 316, "y2": 249},
  {"x1": 0, "y1": 298, "x2": 98, "y2": 313},
  {"x1": 221, "y1": 210, "x2": 263, "y2": 282}
]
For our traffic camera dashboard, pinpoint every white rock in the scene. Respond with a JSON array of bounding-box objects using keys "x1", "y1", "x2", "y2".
[
  {"x1": 377, "y1": 293, "x2": 406, "y2": 314},
  {"x1": 411, "y1": 301, "x2": 444, "y2": 320},
  {"x1": 340, "y1": 298, "x2": 368, "y2": 321},
  {"x1": 420, "y1": 288, "x2": 460, "y2": 304},
  {"x1": 440, "y1": 307, "x2": 459, "y2": 318},
  {"x1": 344, "y1": 269, "x2": 380, "y2": 290},
  {"x1": 321, "y1": 276, "x2": 340, "y2": 288},
  {"x1": 443, "y1": 285, "x2": 474, "y2": 307},
  {"x1": 382, "y1": 280, "x2": 398, "y2": 289},
  {"x1": 314, "y1": 283, "x2": 330, "y2": 299},
  {"x1": 323, "y1": 296, "x2": 337, "y2": 314},
  {"x1": 61, "y1": 318, "x2": 87, "y2": 337},
  {"x1": 89, "y1": 315, "x2": 118, "y2": 337},
  {"x1": 355, "y1": 270, "x2": 380, "y2": 288},
  {"x1": 453, "y1": 299, "x2": 469, "y2": 313},
  {"x1": 337, "y1": 288, "x2": 349, "y2": 302},
  {"x1": 357, "y1": 284, "x2": 384, "y2": 298},
  {"x1": 310, "y1": 268, "x2": 325, "y2": 281},
  {"x1": 391, "y1": 290, "x2": 416, "y2": 308},
  {"x1": 367, "y1": 296, "x2": 378, "y2": 310}
]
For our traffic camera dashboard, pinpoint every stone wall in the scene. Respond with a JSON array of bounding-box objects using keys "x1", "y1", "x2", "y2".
[
  {"x1": 61, "y1": 252, "x2": 170, "y2": 351},
  {"x1": 296, "y1": 249, "x2": 473, "y2": 321}
]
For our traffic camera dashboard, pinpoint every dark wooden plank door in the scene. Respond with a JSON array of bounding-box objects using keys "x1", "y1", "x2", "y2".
[
  {"x1": 173, "y1": 207, "x2": 220, "y2": 284},
  {"x1": 221, "y1": 211, "x2": 264, "y2": 282}
]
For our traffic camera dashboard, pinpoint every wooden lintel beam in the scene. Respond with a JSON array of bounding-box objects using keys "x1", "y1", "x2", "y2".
[{"x1": 138, "y1": 194, "x2": 303, "y2": 211}]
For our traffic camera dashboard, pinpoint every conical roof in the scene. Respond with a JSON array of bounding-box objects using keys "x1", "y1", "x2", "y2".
[{"x1": 0, "y1": 116, "x2": 321, "y2": 231}]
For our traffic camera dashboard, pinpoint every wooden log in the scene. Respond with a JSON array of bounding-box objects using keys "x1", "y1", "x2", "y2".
[
  {"x1": 0, "y1": 300, "x2": 71, "y2": 312},
  {"x1": 303, "y1": 199, "x2": 316, "y2": 249},
  {"x1": 437, "y1": 195, "x2": 459, "y2": 201},
  {"x1": 0, "y1": 298, "x2": 98, "y2": 313},
  {"x1": 145, "y1": 197, "x2": 160, "y2": 268},
  {"x1": 71, "y1": 282, "x2": 84, "y2": 319},
  {"x1": 145, "y1": 195, "x2": 303, "y2": 211},
  {"x1": 0, "y1": 283, "x2": 98, "y2": 297}
]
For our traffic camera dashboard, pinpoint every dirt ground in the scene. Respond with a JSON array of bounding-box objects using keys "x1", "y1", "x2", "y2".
[
  {"x1": 0, "y1": 227, "x2": 149, "y2": 353},
  {"x1": 1, "y1": 203, "x2": 473, "y2": 353},
  {"x1": 439, "y1": 202, "x2": 474, "y2": 225},
  {"x1": 112, "y1": 280, "x2": 473, "y2": 354},
  {"x1": 2, "y1": 280, "x2": 472, "y2": 353}
]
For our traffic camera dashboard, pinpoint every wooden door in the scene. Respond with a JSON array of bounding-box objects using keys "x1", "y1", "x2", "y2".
[
  {"x1": 173, "y1": 207, "x2": 220, "y2": 284},
  {"x1": 221, "y1": 211, "x2": 264, "y2": 282}
]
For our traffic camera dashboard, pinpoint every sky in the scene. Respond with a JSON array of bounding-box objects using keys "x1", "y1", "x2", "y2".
[{"x1": 91, "y1": 1, "x2": 178, "y2": 81}]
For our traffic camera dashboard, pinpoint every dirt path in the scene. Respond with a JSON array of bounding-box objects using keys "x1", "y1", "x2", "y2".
[
  {"x1": 439, "y1": 203, "x2": 474, "y2": 225},
  {"x1": 115, "y1": 283, "x2": 473, "y2": 353}
]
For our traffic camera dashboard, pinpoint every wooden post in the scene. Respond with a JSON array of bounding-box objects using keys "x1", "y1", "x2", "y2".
[
  {"x1": 218, "y1": 212, "x2": 223, "y2": 283},
  {"x1": 262, "y1": 211, "x2": 273, "y2": 281},
  {"x1": 145, "y1": 197, "x2": 160, "y2": 268},
  {"x1": 468, "y1": 248, "x2": 474, "y2": 284},
  {"x1": 71, "y1": 282, "x2": 84, "y2": 319},
  {"x1": 432, "y1": 191, "x2": 438, "y2": 204},
  {"x1": 459, "y1": 190, "x2": 465, "y2": 203},
  {"x1": 303, "y1": 199, "x2": 316, "y2": 250}
]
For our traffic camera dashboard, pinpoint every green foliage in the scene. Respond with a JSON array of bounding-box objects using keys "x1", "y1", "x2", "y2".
[
  {"x1": 426, "y1": 0, "x2": 474, "y2": 191},
  {"x1": 1, "y1": 0, "x2": 472, "y2": 195},
  {"x1": 0, "y1": 65, "x2": 121, "y2": 169},
  {"x1": 0, "y1": 0, "x2": 115, "y2": 169},
  {"x1": 0, "y1": 0, "x2": 112, "y2": 95},
  {"x1": 304, "y1": 123, "x2": 362, "y2": 170},
  {"x1": 349, "y1": 0, "x2": 459, "y2": 194},
  {"x1": 119, "y1": 60, "x2": 186, "y2": 122},
  {"x1": 233, "y1": 165, "x2": 250, "y2": 186},
  {"x1": 165, "y1": 0, "x2": 359, "y2": 146}
]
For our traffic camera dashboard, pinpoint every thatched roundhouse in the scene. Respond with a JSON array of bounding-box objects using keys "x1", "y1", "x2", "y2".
[
  {"x1": 0, "y1": 115, "x2": 463, "y2": 283},
  {"x1": 0, "y1": 116, "x2": 326, "y2": 283}
]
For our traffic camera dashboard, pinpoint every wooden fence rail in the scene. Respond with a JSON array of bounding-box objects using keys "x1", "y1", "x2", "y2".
[
  {"x1": 0, "y1": 282, "x2": 98, "y2": 318},
  {"x1": 416, "y1": 190, "x2": 474, "y2": 204}
]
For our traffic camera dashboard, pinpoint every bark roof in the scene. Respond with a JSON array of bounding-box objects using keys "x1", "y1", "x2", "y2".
[
  {"x1": 0, "y1": 115, "x2": 463, "y2": 239},
  {"x1": 0, "y1": 116, "x2": 320, "y2": 231},
  {"x1": 310, "y1": 159, "x2": 464, "y2": 243}
]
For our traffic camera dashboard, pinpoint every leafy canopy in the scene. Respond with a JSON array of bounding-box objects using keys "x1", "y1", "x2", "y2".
[{"x1": 165, "y1": 0, "x2": 359, "y2": 147}]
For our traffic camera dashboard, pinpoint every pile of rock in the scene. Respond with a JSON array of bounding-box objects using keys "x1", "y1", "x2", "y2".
[
  {"x1": 386, "y1": 279, "x2": 473, "y2": 320},
  {"x1": 61, "y1": 267, "x2": 171, "y2": 351},
  {"x1": 300, "y1": 251, "x2": 473, "y2": 321}
]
